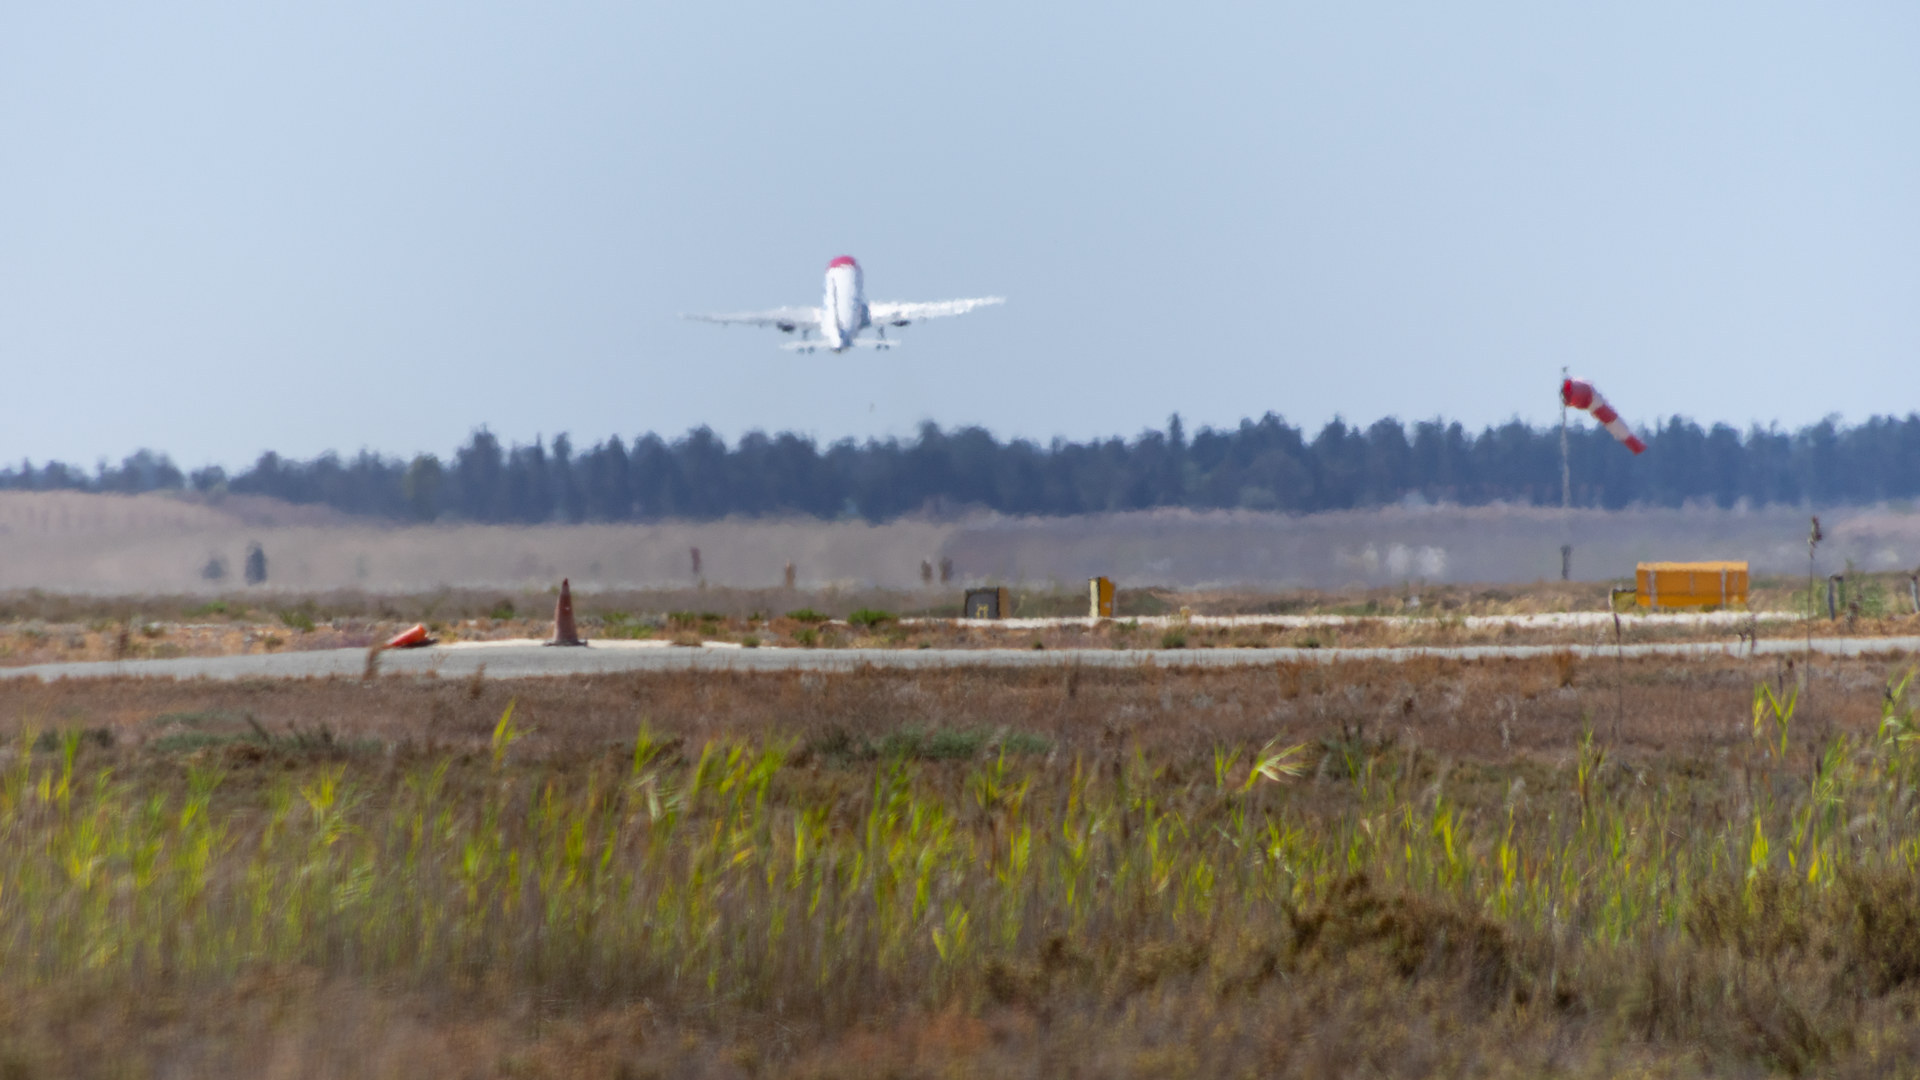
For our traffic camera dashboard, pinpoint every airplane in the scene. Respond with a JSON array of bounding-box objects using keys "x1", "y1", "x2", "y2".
[{"x1": 686, "y1": 256, "x2": 1002, "y2": 353}]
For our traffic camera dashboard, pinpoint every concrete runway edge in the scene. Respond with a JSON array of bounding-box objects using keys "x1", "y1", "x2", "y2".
[{"x1": 3, "y1": 635, "x2": 1918, "y2": 682}]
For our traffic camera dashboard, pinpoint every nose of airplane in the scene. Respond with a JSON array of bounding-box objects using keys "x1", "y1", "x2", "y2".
[{"x1": 827, "y1": 255, "x2": 858, "y2": 270}]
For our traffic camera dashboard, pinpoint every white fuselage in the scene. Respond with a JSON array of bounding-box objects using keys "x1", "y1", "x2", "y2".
[
  {"x1": 688, "y1": 254, "x2": 999, "y2": 352},
  {"x1": 821, "y1": 258, "x2": 869, "y2": 351}
]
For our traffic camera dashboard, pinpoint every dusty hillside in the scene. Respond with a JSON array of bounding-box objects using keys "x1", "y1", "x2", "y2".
[
  {"x1": 1, "y1": 491, "x2": 1914, "y2": 593},
  {"x1": 0, "y1": 492, "x2": 954, "y2": 593},
  {"x1": 947, "y1": 503, "x2": 1920, "y2": 588}
]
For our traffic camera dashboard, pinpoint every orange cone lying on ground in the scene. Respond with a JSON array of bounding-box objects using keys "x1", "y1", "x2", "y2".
[
  {"x1": 546, "y1": 578, "x2": 587, "y2": 646},
  {"x1": 385, "y1": 623, "x2": 433, "y2": 649}
]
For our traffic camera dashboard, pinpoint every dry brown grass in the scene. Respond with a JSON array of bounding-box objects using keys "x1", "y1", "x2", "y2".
[
  {"x1": 0, "y1": 651, "x2": 1895, "y2": 760},
  {"x1": 0, "y1": 655, "x2": 1915, "y2": 1077}
]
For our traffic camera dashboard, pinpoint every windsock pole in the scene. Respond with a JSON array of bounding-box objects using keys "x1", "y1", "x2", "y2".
[
  {"x1": 1559, "y1": 368, "x2": 1572, "y2": 580},
  {"x1": 1559, "y1": 367, "x2": 1572, "y2": 511},
  {"x1": 1558, "y1": 374, "x2": 1644, "y2": 584}
]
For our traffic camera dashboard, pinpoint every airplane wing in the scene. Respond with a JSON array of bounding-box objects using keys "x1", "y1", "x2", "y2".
[
  {"x1": 867, "y1": 297, "x2": 1004, "y2": 327},
  {"x1": 684, "y1": 306, "x2": 822, "y2": 332}
]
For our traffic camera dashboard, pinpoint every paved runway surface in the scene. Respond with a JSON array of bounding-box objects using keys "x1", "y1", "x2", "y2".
[
  {"x1": 933, "y1": 611, "x2": 1800, "y2": 631},
  {"x1": 3, "y1": 634, "x2": 1916, "y2": 682}
]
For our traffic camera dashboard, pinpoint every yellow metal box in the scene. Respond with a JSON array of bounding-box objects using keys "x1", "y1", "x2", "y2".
[{"x1": 1635, "y1": 562, "x2": 1748, "y2": 609}]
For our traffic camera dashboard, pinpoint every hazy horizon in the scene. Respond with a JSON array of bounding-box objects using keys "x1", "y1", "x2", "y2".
[{"x1": 2, "y1": 488, "x2": 1913, "y2": 593}]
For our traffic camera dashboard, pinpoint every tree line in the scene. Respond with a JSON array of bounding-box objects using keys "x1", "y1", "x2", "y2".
[{"x1": 3, "y1": 413, "x2": 1918, "y2": 523}]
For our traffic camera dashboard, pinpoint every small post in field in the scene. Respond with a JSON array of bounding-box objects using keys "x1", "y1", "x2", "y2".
[{"x1": 1806, "y1": 516, "x2": 1822, "y2": 655}]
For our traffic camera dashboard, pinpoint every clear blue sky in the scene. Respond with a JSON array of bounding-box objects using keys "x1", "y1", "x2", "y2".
[{"x1": 2, "y1": 2, "x2": 1915, "y2": 470}]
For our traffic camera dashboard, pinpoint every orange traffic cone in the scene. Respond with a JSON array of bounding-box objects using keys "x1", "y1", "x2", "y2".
[
  {"x1": 546, "y1": 578, "x2": 587, "y2": 647},
  {"x1": 385, "y1": 623, "x2": 434, "y2": 649}
]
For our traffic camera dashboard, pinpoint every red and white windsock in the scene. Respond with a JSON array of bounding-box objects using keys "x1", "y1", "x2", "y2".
[{"x1": 1560, "y1": 378, "x2": 1646, "y2": 455}]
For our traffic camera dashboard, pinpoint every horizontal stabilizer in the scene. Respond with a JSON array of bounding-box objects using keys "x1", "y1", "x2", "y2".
[{"x1": 779, "y1": 337, "x2": 905, "y2": 353}]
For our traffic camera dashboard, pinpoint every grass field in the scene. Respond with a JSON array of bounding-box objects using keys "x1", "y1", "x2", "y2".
[{"x1": 2, "y1": 653, "x2": 1920, "y2": 1075}]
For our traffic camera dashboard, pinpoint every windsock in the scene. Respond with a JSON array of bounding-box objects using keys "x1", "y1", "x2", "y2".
[{"x1": 1560, "y1": 378, "x2": 1646, "y2": 455}]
